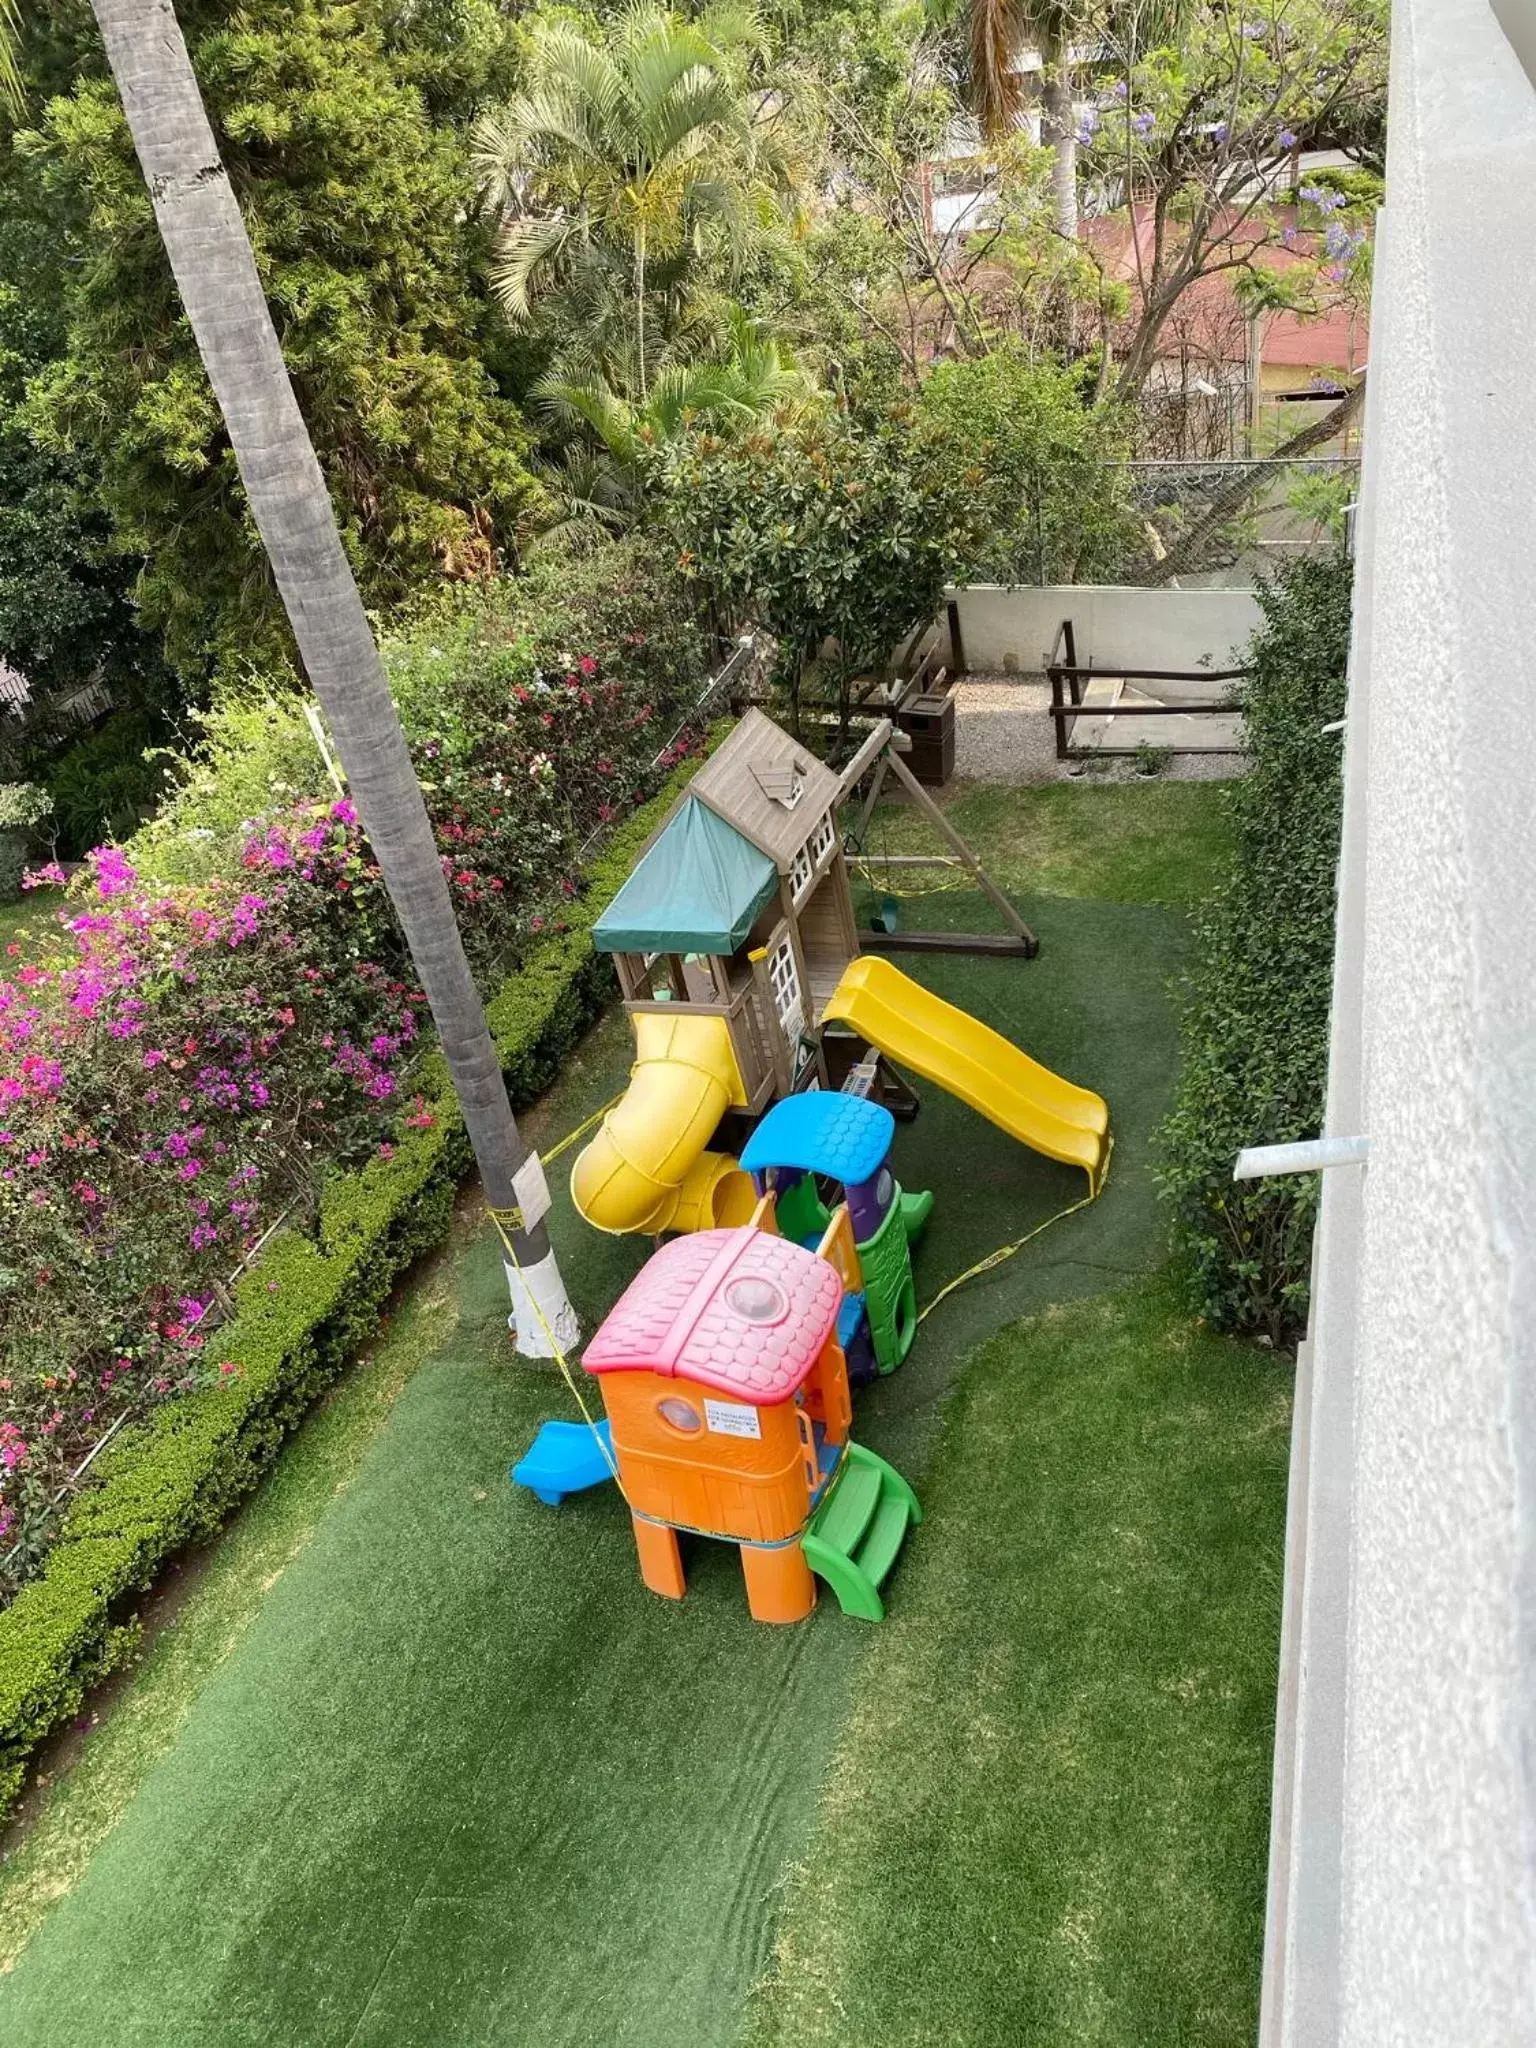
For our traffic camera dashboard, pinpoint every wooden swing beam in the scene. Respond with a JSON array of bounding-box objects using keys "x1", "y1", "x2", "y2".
[{"x1": 835, "y1": 723, "x2": 1039, "y2": 959}]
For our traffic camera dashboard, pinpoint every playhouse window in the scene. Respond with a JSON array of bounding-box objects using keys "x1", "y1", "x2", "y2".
[
  {"x1": 656, "y1": 1396, "x2": 702, "y2": 1434},
  {"x1": 790, "y1": 810, "x2": 837, "y2": 905},
  {"x1": 725, "y1": 1276, "x2": 789, "y2": 1325},
  {"x1": 767, "y1": 935, "x2": 803, "y2": 1043}
]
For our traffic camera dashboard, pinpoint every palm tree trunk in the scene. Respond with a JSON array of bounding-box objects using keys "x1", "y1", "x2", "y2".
[
  {"x1": 634, "y1": 219, "x2": 648, "y2": 399},
  {"x1": 1041, "y1": 52, "x2": 1078, "y2": 243},
  {"x1": 89, "y1": 0, "x2": 578, "y2": 1355}
]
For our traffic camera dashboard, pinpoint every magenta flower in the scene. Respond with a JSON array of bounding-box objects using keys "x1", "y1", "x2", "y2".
[{"x1": 90, "y1": 848, "x2": 138, "y2": 900}]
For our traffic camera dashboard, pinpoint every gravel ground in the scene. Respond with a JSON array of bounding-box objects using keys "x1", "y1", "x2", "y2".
[{"x1": 951, "y1": 674, "x2": 1250, "y2": 786}]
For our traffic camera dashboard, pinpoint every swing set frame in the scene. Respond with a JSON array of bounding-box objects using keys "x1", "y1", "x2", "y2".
[{"x1": 834, "y1": 722, "x2": 1039, "y2": 960}]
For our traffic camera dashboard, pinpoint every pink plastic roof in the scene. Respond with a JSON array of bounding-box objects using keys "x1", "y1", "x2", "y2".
[{"x1": 583, "y1": 1227, "x2": 842, "y2": 1405}]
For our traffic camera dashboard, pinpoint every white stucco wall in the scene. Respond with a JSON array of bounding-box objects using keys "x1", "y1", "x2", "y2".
[
  {"x1": 1266, "y1": 0, "x2": 1536, "y2": 2039},
  {"x1": 942, "y1": 583, "x2": 1262, "y2": 677}
]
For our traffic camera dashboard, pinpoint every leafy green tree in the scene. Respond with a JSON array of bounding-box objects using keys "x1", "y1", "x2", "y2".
[
  {"x1": 913, "y1": 346, "x2": 1138, "y2": 580},
  {"x1": 766, "y1": 8, "x2": 1116, "y2": 383},
  {"x1": 657, "y1": 404, "x2": 953, "y2": 744},
  {"x1": 474, "y1": 3, "x2": 788, "y2": 398},
  {"x1": 1087, "y1": 0, "x2": 1386, "y2": 403},
  {"x1": 0, "y1": 250, "x2": 135, "y2": 709},
  {"x1": 535, "y1": 306, "x2": 812, "y2": 539},
  {"x1": 18, "y1": 0, "x2": 540, "y2": 686}
]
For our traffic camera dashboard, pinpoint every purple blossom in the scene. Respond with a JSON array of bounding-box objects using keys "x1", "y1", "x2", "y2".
[{"x1": 90, "y1": 848, "x2": 138, "y2": 900}]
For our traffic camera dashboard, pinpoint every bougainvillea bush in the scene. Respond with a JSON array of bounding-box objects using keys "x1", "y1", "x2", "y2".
[
  {"x1": 135, "y1": 538, "x2": 714, "y2": 986},
  {"x1": 0, "y1": 812, "x2": 427, "y2": 1585},
  {"x1": 0, "y1": 541, "x2": 718, "y2": 1597}
]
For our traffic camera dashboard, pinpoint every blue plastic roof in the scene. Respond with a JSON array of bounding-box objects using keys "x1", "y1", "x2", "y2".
[
  {"x1": 741, "y1": 1092, "x2": 895, "y2": 1187},
  {"x1": 591, "y1": 797, "x2": 779, "y2": 956}
]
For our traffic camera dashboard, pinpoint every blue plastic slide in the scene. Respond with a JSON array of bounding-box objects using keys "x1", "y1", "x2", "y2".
[{"x1": 511, "y1": 1418, "x2": 616, "y2": 1507}]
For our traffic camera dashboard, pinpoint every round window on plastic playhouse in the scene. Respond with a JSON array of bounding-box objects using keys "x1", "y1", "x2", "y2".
[
  {"x1": 876, "y1": 1166, "x2": 895, "y2": 1210},
  {"x1": 725, "y1": 1276, "x2": 788, "y2": 1325},
  {"x1": 657, "y1": 1397, "x2": 702, "y2": 1433}
]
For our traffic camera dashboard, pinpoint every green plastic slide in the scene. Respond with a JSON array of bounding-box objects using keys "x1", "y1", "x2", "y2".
[{"x1": 803, "y1": 1442, "x2": 922, "y2": 1622}]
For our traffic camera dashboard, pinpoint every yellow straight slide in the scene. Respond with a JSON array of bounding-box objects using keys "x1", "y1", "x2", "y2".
[{"x1": 822, "y1": 956, "x2": 1110, "y2": 1193}]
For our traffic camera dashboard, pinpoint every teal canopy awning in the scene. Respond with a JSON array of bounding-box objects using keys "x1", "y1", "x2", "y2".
[{"x1": 592, "y1": 796, "x2": 779, "y2": 956}]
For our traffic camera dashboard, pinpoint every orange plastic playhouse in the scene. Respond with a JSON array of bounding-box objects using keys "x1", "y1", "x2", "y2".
[{"x1": 582, "y1": 1224, "x2": 918, "y2": 1624}]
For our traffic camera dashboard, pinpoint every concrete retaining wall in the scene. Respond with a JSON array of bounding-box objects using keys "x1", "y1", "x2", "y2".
[{"x1": 941, "y1": 584, "x2": 1263, "y2": 677}]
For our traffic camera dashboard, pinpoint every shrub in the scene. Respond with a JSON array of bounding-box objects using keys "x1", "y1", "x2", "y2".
[
  {"x1": 43, "y1": 709, "x2": 175, "y2": 858},
  {"x1": 911, "y1": 348, "x2": 1140, "y2": 585},
  {"x1": 0, "y1": 810, "x2": 422, "y2": 1582},
  {"x1": 655, "y1": 406, "x2": 954, "y2": 745},
  {"x1": 0, "y1": 754, "x2": 708, "y2": 1810},
  {"x1": 136, "y1": 540, "x2": 712, "y2": 982},
  {"x1": 1157, "y1": 554, "x2": 1352, "y2": 1347}
]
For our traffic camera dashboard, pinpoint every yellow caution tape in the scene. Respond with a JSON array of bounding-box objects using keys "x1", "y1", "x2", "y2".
[
  {"x1": 488, "y1": 1204, "x2": 629, "y2": 1503},
  {"x1": 916, "y1": 1133, "x2": 1114, "y2": 1324}
]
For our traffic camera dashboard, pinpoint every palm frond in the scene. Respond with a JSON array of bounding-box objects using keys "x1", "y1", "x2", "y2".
[
  {"x1": 489, "y1": 211, "x2": 585, "y2": 320},
  {"x1": 0, "y1": 0, "x2": 23, "y2": 120},
  {"x1": 970, "y1": 0, "x2": 1028, "y2": 141}
]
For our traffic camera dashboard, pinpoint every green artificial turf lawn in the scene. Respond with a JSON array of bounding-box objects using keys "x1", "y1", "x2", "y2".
[
  {"x1": 863, "y1": 777, "x2": 1233, "y2": 912},
  {"x1": 744, "y1": 1275, "x2": 1290, "y2": 2048},
  {"x1": 0, "y1": 812, "x2": 1286, "y2": 2047}
]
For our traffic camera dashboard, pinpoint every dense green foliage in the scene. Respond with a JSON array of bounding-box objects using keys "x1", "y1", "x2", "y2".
[
  {"x1": 16, "y1": 0, "x2": 536, "y2": 684},
  {"x1": 0, "y1": 250, "x2": 137, "y2": 712},
  {"x1": 0, "y1": 754, "x2": 704, "y2": 1815},
  {"x1": 914, "y1": 347, "x2": 1139, "y2": 582},
  {"x1": 658, "y1": 405, "x2": 953, "y2": 740},
  {"x1": 1158, "y1": 554, "x2": 1353, "y2": 1346},
  {"x1": 40, "y1": 709, "x2": 173, "y2": 858}
]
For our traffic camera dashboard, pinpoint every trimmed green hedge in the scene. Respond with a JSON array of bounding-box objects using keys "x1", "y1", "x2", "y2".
[
  {"x1": 1157, "y1": 555, "x2": 1352, "y2": 1349},
  {"x1": 0, "y1": 751, "x2": 709, "y2": 1812}
]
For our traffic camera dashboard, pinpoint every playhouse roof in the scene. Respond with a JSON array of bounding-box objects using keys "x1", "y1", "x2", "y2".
[
  {"x1": 583, "y1": 1227, "x2": 842, "y2": 1405},
  {"x1": 591, "y1": 796, "x2": 779, "y2": 956},
  {"x1": 688, "y1": 710, "x2": 844, "y2": 871},
  {"x1": 740, "y1": 1090, "x2": 895, "y2": 1188}
]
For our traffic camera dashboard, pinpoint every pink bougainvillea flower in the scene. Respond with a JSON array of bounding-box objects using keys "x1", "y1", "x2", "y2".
[{"x1": 89, "y1": 847, "x2": 138, "y2": 900}]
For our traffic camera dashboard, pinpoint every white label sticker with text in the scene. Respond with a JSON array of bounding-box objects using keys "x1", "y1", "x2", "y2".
[
  {"x1": 511, "y1": 1151, "x2": 552, "y2": 1230},
  {"x1": 704, "y1": 1398, "x2": 761, "y2": 1439}
]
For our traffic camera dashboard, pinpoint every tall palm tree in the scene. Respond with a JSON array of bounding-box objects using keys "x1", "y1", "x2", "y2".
[
  {"x1": 474, "y1": 3, "x2": 777, "y2": 398},
  {"x1": 86, "y1": 0, "x2": 579, "y2": 1356},
  {"x1": 954, "y1": 0, "x2": 1081, "y2": 239}
]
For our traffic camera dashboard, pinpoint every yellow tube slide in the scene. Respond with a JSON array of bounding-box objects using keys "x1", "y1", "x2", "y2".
[{"x1": 570, "y1": 1011, "x2": 756, "y2": 1235}]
